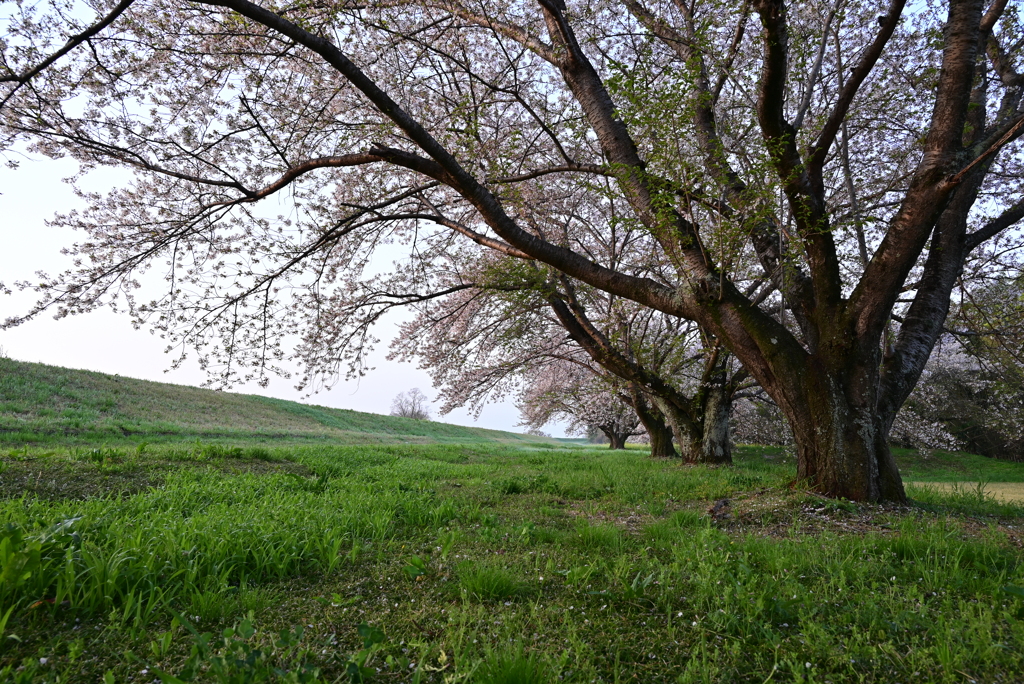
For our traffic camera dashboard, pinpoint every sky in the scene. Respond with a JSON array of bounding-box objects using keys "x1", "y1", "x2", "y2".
[{"x1": 0, "y1": 153, "x2": 552, "y2": 435}]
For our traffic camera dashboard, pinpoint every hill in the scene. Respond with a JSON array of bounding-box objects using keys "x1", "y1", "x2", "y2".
[{"x1": 0, "y1": 357, "x2": 553, "y2": 446}]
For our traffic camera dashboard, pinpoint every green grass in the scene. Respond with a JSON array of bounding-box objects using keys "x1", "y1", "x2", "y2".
[
  {"x1": 0, "y1": 443, "x2": 1022, "y2": 682},
  {"x1": 457, "y1": 562, "x2": 530, "y2": 602},
  {"x1": 0, "y1": 358, "x2": 557, "y2": 447},
  {"x1": 892, "y1": 446, "x2": 1024, "y2": 482}
]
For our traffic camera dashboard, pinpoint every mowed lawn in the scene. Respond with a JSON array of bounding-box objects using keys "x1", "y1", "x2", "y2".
[{"x1": 1, "y1": 442, "x2": 1023, "y2": 683}]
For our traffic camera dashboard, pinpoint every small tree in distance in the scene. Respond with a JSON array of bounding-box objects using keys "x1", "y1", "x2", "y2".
[{"x1": 390, "y1": 389, "x2": 431, "y2": 421}]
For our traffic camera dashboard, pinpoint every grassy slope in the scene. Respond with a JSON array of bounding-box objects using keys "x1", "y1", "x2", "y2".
[{"x1": 0, "y1": 357, "x2": 550, "y2": 446}]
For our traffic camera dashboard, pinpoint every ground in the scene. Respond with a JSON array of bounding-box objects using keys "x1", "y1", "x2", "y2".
[{"x1": 0, "y1": 442, "x2": 1022, "y2": 683}]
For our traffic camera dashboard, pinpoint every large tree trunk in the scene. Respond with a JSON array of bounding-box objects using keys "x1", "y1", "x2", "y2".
[
  {"x1": 601, "y1": 427, "x2": 628, "y2": 450},
  {"x1": 630, "y1": 386, "x2": 678, "y2": 458},
  {"x1": 775, "y1": 351, "x2": 906, "y2": 502},
  {"x1": 790, "y1": 405, "x2": 905, "y2": 501},
  {"x1": 655, "y1": 399, "x2": 700, "y2": 462},
  {"x1": 700, "y1": 381, "x2": 733, "y2": 465},
  {"x1": 655, "y1": 379, "x2": 733, "y2": 465},
  {"x1": 648, "y1": 423, "x2": 676, "y2": 458},
  {"x1": 672, "y1": 387, "x2": 733, "y2": 465}
]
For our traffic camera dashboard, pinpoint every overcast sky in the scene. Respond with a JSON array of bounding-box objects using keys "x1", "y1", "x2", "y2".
[{"x1": 0, "y1": 154, "x2": 553, "y2": 435}]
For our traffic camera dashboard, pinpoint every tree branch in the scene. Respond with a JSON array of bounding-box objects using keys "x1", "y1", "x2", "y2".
[
  {"x1": 792, "y1": 7, "x2": 835, "y2": 131},
  {"x1": 0, "y1": 0, "x2": 137, "y2": 108},
  {"x1": 807, "y1": 0, "x2": 906, "y2": 174},
  {"x1": 965, "y1": 197, "x2": 1024, "y2": 250},
  {"x1": 203, "y1": 0, "x2": 694, "y2": 320}
]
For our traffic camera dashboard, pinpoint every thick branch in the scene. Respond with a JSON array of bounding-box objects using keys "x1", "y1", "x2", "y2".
[
  {"x1": 965, "y1": 197, "x2": 1024, "y2": 250},
  {"x1": 438, "y1": 4, "x2": 559, "y2": 64},
  {"x1": 204, "y1": 0, "x2": 696, "y2": 321},
  {"x1": 850, "y1": 0, "x2": 986, "y2": 341},
  {"x1": 753, "y1": 0, "x2": 842, "y2": 313}
]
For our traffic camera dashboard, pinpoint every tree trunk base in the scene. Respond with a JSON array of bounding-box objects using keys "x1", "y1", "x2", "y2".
[
  {"x1": 648, "y1": 425, "x2": 678, "y2": 458},
  {"x1": 794, "y1": 395, "x2": 907, "y2": 503}
]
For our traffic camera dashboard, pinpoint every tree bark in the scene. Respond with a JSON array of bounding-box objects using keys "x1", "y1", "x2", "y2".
[
  {"x1": 648, "y1": 423, "x2": 677, "y2": 458},
  {"x1": 655, "y1": 379, "x2": 733, "y2": 466},
  {"x1": 700, "y1": 380, "x2": 733, "y2": 465},
  {"x1": 602, "y1": 428, "x2": 628, "y2": 450},
  {"x1": 770, "y1": 343, "x2": 906, "y2": 501},
  {"x1": 630, "y1": 387, "x2": 678, "y2": 458},
  {"x1": 789, "y1": 397, "x2": 905, "y2": 502}
]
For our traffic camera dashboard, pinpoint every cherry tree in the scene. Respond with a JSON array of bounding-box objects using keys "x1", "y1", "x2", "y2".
[
  {"x1": 517, "y1": 358, "x2": 642, "y2": 449},
  {"x1": 385, "y1": 250, "x2": 745, "y2": 461},
  {"x1": 3, "y1": 0, "x2": 1024, "y2": 500}
]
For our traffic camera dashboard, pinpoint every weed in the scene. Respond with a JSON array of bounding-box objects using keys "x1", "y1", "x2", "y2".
[
  {"x1": 0, "y1": 440, "x2": 1022, "y2": 682},
  {"x1": 472, "y1": 647, "x2": 549, "y2": 684},
  {"x1": 457, "y1": 563, "x2": 528, "y2": 601},
  {"x1": 573, "y1": 520, "x2": 622, "y2": 552},
  {"x1": 401, "y1": 555, "x2": 428, "y2": 581},
  {"x1": 144, "y1": 613, "x2": 324, "y2": 683},
  {"x1": 436, "y1": 529, "x2": 461, "y2": 560}
]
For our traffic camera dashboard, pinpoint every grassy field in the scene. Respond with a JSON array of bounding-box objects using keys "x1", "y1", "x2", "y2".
[
  {"x1": 0, "y1": 358, "x2": 554, "y2": 447},
  {"x1": 893, "y1": 446, "x2": 1024, "y2": 483},
  {"x1": 1, "y1": 441, "x2": 1022, "y2": 683}
]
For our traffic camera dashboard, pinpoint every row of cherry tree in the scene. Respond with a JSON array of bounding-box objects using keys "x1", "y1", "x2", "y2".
[
  {"x1": 3, "y1": 0, "x2": 1024, "y2": 499},
  {"x1": 389, "y1": 237, "x2": 1022, "y2": 461}
]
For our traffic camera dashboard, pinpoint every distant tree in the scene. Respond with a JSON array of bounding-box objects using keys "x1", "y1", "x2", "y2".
[
  {"x1": 892, "y1": 279, "x2": 1024, "y2": 459},
  {"x1": 517, "y1": 360, "x2": 641, "y2": 450},
  {"x1": 386, "y1": 249, "x2": 744, "y2": 462},
  {"x1": 390, "y1": 388, "x2": 431, "y2": 421}
]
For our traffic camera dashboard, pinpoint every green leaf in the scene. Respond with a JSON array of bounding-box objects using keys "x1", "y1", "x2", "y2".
[
  {"x1": 1001, "y1": 585, "x2": 1024, "y2": 600},
  {"x1": 356, "y1": 623, "x2": 385, "y2": 648},
  {"x1": 151, "y1": 668, "x2": 190, "y2": 684}
]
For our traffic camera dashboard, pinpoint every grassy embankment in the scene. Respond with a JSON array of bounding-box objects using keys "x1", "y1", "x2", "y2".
[
  {"x1": 0, "y1": 358, "x2": 554, "y2": 447},
  {"x1": 1, "y1": 359, "x2": 1023, "y2": 682}
]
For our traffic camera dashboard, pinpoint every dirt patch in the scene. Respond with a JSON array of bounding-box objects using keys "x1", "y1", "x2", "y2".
[{"x1": 908, "y1": 481, "x2": 1024, "y2": 502}]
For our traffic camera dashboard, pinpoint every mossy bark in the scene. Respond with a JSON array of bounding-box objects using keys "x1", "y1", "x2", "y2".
[
  {"x1": 699, "y1": 382, "x2": 733, "y2": 465},
  {"x1": 772, "y1": 350, "x2": 907, "y2": 502},
  {"x1": 655, "y1": 379, "x2": 733, "y2": 465}
]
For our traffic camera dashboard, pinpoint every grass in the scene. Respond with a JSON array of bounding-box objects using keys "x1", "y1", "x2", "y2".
[
  {"x1": 457, "y1": 563, "x2": 530, "y2": 602},
  {"x1": 892, "y1": 445, "x2": 1024, "y2": 482},
  {"x1": 0, "y1": 358, "x2": 558, "y2": 447},
  {"x1": 0, "y1": 442, "x2": 1022, "y2": 682}
]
